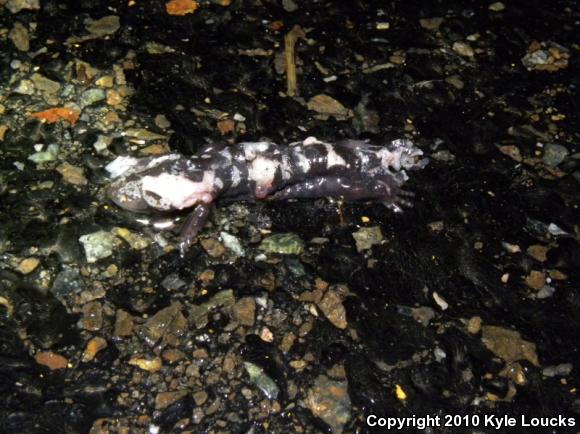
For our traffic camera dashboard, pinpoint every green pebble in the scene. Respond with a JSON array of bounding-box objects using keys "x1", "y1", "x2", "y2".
[{"x1": 259, "y1": 233, "x2": 304, "y2": 255}]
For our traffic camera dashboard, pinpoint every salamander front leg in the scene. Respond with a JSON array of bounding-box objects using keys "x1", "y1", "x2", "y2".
[
  {"x1": 376, "y1": 175, "x2": 415, "y2": 212},
  {"x1": 178, "y1": 203, "x2": 212, "y2": 257}
]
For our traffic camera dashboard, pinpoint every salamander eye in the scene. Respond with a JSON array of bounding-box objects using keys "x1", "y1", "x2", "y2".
[
  {"x1": 143, "y1": 190, "x2": 172, "y2": 210},
  {"x1": 400, "y1": 149, "x2": 428, "y2": 170},
  {"x1": 107, "y1": 180, "x2": 150, "y2": 212}
]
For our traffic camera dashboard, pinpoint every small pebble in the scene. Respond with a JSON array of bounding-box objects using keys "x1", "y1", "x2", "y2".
[
  {"x1": 306, "y1": 94, "x2": 353, "y2": 120},
  {"x1": 419, "y1": 17, "x2": 444, "y2": 31},
  {"x1": 106, "y1": 89, "x2": 123, "y2": 106},
  {"x1": 220, "y1": 232, "x2": 244, "y2": 257},
  {"x1": 79, "y1": 230, "x2": 115, "y2": 263},
  {"x1": 453, "y1": 42, "x2": 475, "y2": 58},
  {"x1": 85, "y1": 15, "x2": 121, "y2": 37},
  {"x1": 502, "y1": 242, "x2": 521, "y2": 254},
  {"x1": 467, "y1": 316, "x2": 482, "y2": 334},
  {"x1": 113, "y1": 227, "x2": 150, "y2": 250},
  {"x1": 114, "y1": 309, "x2": 134, "y2": 337},
  {"x1": 542, "y1": 143, "x2": 569, "y2": 167},
  {"x1": 527, "y1": 244, "x2": 548, "y2": 262},
  {"x1": 200, "y1": 238, "x2": 226, "y2": 257},
  {"x1": 193, "y1": 390, "x2": 209, "y2": 406},
  {"x1": 5, "y1": 0, "x2": 40, "y2": 14},
  {"x1": 57, "y1": 162, "x2": 88, "y2": 185},
  {"x1": 232, "y1": 297, "x2": 256, "y2": 326},
  {"x1": 525, "y1": 270, "x2": 546, "y2": 290},
  {"x1": 31, "y1": 73, "x2": 61, "y2": 94},
  {"x1": 128, "y1": 355, "x2": 162, "y2": 372},
  {"x1": 542, "y1": 363, "x2": 573, "y2": 378},
  {"x1": 155, "y1": 390, "x2": 189, "y2": 410},
  {"x1": 260, "y1": 327, "x2": 274, "y2": 342},
  {"x1": 433, "y1": 291, "x2": 449, "y2": 310},
  {"x1": 445, "y1": 75, "x2": 465, "y2": 90},
  {"x1": 29, "y1": 144, "x2": 60, "y2": 163},
  {"x1": 35, "y1": 351, "x2": 68, "y2": 370},
  {"x1": 260, "y1": 233, "x2": 304, "y2": 255},
  {"x1": 79, "y1": 301, "x2": 103, "y2": 331},
  {"x1": 81, "y1": 88, "x2": 106, "y2": 107},
  {"x1": 17, "y1": 257, "x2": 40, "y2": 274},
  {"x1": 154, "y1": 114, "x2": 171, "y2": 129},
  {"x1": 96, "y1": 76, "x2": 114, "y2": 87},
  {"x1": 306, "y1": 375, "x2": 351, "y2": 433},
  {"x1": 15, "y1": 79, "x2": 35, "y2": 95},
  {"x1": 489, "y1": 2, "x2": 505, "y2": 12},
  {"x1": 244, "y1": 362, "x2": 279, "y2": 400},
  {"x1": 9, "y1": 22, "x2": 30, "y2": 52},
  {"x1": 282, "y1": 0, "x2": 298, "y2": 12},
  {"x1": 428, "y1": 221, "x2": 444, "y2": 232},
  {"x1": 317, "y1": 289, "x2": 347, "y2": 329},
  {"x1": 352, "y1": 226, "x2": 383, "y2": 252},
  {"x1": 82, "y1": 337, "x2": 108, "y2": 362},
  {"x1": 218, "y1": 119, "x2": 235, "y2": 135},
  {"x1": 93, "y1": 135, "x2": 113, "y2": 153}
]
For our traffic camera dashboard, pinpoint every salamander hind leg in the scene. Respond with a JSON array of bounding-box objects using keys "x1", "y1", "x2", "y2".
[
  {"x1": 178, "y1": 203, "x2": 212, "y2": 257},
  {"x1": 271, "y1": 175, "x2": 414, "y2": 205}
]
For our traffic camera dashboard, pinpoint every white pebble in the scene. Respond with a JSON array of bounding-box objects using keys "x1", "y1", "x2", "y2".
[
  {"x1": 489, "y1": 2, "x2": 505, "y2": 12},
  {"x1": 432, "y1": 291, "x2": 449, "y2": 310}
]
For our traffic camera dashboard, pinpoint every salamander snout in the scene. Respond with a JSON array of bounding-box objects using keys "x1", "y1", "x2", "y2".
[{"x1": 402, "y1": 151, "x2": 429, "y2": 171}]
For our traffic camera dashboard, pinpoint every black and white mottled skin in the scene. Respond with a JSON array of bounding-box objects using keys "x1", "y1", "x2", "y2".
[{"x1": 106, "y1": 137, "x2": 428, "y2": 255}]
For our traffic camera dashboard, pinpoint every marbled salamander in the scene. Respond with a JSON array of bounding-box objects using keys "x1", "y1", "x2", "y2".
[{"x1": 106, "y1": 137, "x2": 428, "y2": 255}]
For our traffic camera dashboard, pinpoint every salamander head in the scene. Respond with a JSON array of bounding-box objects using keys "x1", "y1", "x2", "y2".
[
  {"x1": 381, "y1": 139, "x2": 429, "y2": 172},
  {"x1": 106, "y1": 155, "x2": 215, "y2": 212}
]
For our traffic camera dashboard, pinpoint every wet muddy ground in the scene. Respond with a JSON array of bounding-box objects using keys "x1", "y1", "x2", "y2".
[{"x1": 0, "y1": 0, "x2": 579, "y2": 433}]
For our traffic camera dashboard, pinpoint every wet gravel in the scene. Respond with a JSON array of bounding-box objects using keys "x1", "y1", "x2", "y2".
[{"x1": 0, "y1": 0, "x2": 579, "y2": 433}]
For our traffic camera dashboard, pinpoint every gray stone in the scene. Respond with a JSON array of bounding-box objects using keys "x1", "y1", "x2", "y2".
[
  {"x1": 190, "y1": 289, "x2": 235, "y2": 328},
  {"x1": 79, "y1": 230, "x2": 115, "y2": 263},
  {"x1": 260, "y1": 233, "x2": 304, "y2": 255},
  {"x1": 419, "y1": 17, "x2": 444, "y2": 31},
  {"x1": 161, "y1": 273, "x2": 186, "y2": 290},
  {"x1": 5, "y1": 0, "x2": 40, "y2": 14},
  {"x1": 220, "y1": 232, "x2": 244, "y2": 257},
  {"x1": 542, "y1": 143, "x2": 569, "y2": 167},
  {"x1": 453, "y1": 42, "x2": 475, "y2": 58},
  {"x1": 9, "y1": 22, "x2": 29, "y2": 51},
  {"x1": 282, "y1": 0, "x2": 298, "y2": 12},
  {"x1": 14, "y1": 79, "x2": 34, "y2": 95},
  {"x1": 85, "y1": 15, "x2": 120, "y2": 37},
  {"x1": 306, "y1": 375, "x2": 351, "y2": 433},
  {"x1": 51, "y1": 265, "x2": 87, "y2": 298},
  {"x1": 352, "y1": 226, "x2": 383, "y2": 252},
  {"x1": 244, "y1": 362, "x2": 279, "y2": 399},
  {"x1": 28, "y1": 144, "x2": 60, "y2": 163},
  {"x1": 31, "y1": 73, "x2": 61, "y2": 94},
  {"x1": 93, "y1": 135, "x2": 112, "y2": 153},
  {"x1": 80, "y1": 88, "x2": 106, "y2": 107},
  {"x1": 542, "y1": 363, "x2": 573, "y2": 377},
  {"x1": 489, "y1": 2, "x2": 505, "y2": 11}
]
